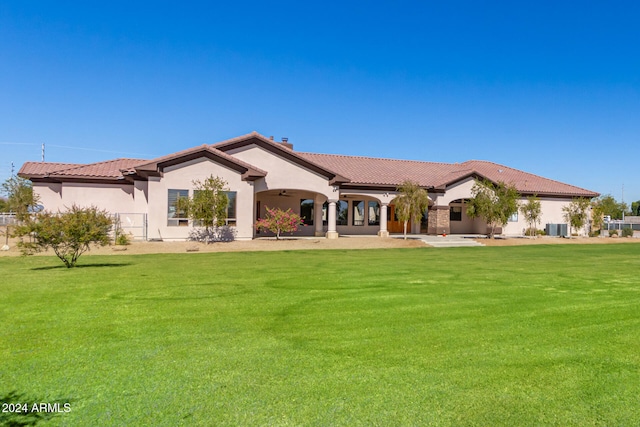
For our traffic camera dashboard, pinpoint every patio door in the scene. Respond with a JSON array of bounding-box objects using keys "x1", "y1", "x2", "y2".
[{"x1": 387, "y1": 204, "x2": 409, "y2": 233}]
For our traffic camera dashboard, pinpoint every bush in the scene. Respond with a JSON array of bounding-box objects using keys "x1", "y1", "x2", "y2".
[
  {"x1": 524, "y1": 227, "x2": 545, "y2": 236},
  {"x1": 255, "y1": 206, "x2": 304, "y2": 240},
  {"x1": 621, "y1": 227, "x2": 634, "y2": 238},
  {"x1": 15, "y1": 205, "x2": 112, "y2": 268},
  {"x1": 188, "y1": 226, "x2": 236, "y2": 243},
  {"x1": 115, "y1": 232, "x2": 132, "y2": 245},
  {"x1": 609, "y1": 229, "x2": 619, "y2": 237}
]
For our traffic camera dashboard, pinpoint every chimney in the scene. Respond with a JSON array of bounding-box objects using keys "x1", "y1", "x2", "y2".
[
  {"x1": 281, "y1": 137, "x2": 293, "y2": 150},
  {"x1": 269, "y1": 136, "x2": 274, "y2": 141}
]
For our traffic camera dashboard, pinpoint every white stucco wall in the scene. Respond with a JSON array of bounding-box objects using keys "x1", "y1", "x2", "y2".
[{"x1": 146, "y1": 157, "x2": 255, "y2": 241}]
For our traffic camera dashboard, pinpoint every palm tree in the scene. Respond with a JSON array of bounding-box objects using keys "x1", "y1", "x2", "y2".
[{"x1": 394, "y1": 180, "x2": 430, "y2": 240}]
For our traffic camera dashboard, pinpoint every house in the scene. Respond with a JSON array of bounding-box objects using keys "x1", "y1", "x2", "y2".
[{"x1": 18, "y1": 132, "x2": 599, "y2": 240}]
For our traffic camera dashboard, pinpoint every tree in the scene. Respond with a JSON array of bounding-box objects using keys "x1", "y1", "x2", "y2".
[
  {"x1": 520, "y1": 195, "x2": 542, "y2": 237},
  {"x1": 255, "y1": 206, "x2": 303, "y2": 240},
  {"x1": 631, "y1": 200, "x2": 640, "y2": 216},
  {"x1": 592, "y1": 195, "x2": 627, "y2": 220},
  {"x1": 15, "y1": 205, "x2": 113, "y2": 268},
  {"x1": 466, "y1": 179, "x2": 520, "y2": 238},
  {"x1": 1, "y1": 176, "x2": 40, "y2": 221},
  {"x1": 394, "y1": 180, "x2": 430, "y2": 240},
  {"x1": 562, "y1": 198, "x2": 591, "y2": 237},
  {"x1": 0, "y1": 198, "x2": 8, "y2": 212},
  {"x1": 590, "y1": 199, "x2": 605, "y2": 234},
  {"x1": 174, "y1": 175, "x2": 229, "y2": 243}
]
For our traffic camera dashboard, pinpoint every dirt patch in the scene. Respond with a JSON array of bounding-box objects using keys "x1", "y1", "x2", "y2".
[
  {"x1": 1, "y1": 224, "x2": 638, "y2": 257},
  {"x1": 0, "y1": 229, "x2": 425, "y2": 257}
]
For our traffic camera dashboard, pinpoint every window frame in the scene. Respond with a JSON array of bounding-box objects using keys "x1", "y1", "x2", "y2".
[{"x1": 167, "y1": 189, "x2": 189, "y2": 226}]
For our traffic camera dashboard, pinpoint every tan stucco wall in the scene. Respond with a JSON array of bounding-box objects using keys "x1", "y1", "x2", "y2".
[
  {"x1": 35, "y1": 182, "x2": 134, "y2": 213},
  {"x1": 146, "y1": 157, "x2": 255, "y2": 241},
  {"x1": 33, "y1": 183, "x2": 62, "y2": 211},
  {"x1": 226, "y1": 145, "x2": 334, "y2": 198}
]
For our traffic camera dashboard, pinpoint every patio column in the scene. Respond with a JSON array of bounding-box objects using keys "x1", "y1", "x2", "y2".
[
  {"x1": 378, "y1": 203, "x2": 389, "y2": 237},
  {"x1": 326, "y1": 199, "x2": 339, "y2": 239},
  {"x1": 314, "y1": 195, "x2": 324, "y2": 237}
]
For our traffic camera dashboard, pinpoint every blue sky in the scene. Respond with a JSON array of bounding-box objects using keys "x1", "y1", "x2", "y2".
[{"x1": 2, "y1": 1, "x2": 639, "y2": 203}]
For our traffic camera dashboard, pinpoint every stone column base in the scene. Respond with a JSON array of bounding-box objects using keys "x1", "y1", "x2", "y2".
[
  {"x1": 314, "y1": 231, "x2": 325, "y2": 237},
  {"x1": 377, "y1": 230, "x2": 390, "y2": 238},
  {"x1": 326, "y1": 231, "x2": 339, "y2": 239}
]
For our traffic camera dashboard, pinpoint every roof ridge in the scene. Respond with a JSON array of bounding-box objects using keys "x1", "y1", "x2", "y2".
[{"x1": 298, "y1": 151, "x2": 456, "y2": 167}]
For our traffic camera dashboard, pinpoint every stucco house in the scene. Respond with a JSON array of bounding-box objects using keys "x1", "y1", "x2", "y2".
[{"x1": 19, "y1": 131, "x2": 599, "y2": 240}]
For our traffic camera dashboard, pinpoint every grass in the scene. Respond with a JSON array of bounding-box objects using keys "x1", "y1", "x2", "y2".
[{"x1": 1, "y1": 244, "x2": 639, "y2": 426}]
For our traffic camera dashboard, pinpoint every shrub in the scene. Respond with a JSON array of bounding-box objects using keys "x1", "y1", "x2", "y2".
[
  {"x1": 609, "y1": 229, "x2": 619, "y2": 237},
  {"x1": 621, "y1": 227, "x2": 634, "y2": 238},
  {"x1": 255, "y1": 206, "x2": 304, "y2": 240},
  {"x1": 115, "y1": 232, "x2": 132, "y2": 245},
  {"x1": 524, "y1": 227, "x2": 545, "y2": 237},
  {"x1": 15, "y1": 205, "x2": 112, "y2": 268}
]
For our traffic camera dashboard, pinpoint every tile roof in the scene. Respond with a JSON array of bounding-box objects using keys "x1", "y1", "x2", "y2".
[
  {"x1": 18, "y1": 162, "x2": 83, "y2": 178},
  {"x1": 19, "y1": 159, "x2": 147, "y2": 180},
  {"x1": 456, "y1": 160, "x2": 598, "y2": 197},
  {"x1": 18, "y1": 133, "x2": 598, "y2": 198},
  {"x1": 297, "y1": 153, "x2": 598, "y2": 197},
  {"x1": 297, "y1": 152, "x2": 457, "y2": 187},
  {"x1": 133, "y1": 144, "x2": 267, "y2": 179}
]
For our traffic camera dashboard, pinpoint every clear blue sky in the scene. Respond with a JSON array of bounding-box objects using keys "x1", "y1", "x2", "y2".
[{"x1": 2, "y1": 1, "x2": 639, "y2": 204}]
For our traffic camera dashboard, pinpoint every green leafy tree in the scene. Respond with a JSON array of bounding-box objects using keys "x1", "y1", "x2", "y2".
[
  {"x1": 520, "y1": 195, "x2": 542, "y2": 237},
  {"x1": 394, "y1": 180, "x2": 430, "y2": 240},
  {"x1": 15, "y1": 205, "x2": 113, "y2": 268},
  {"x1": 255, "y1": 206, "x2": 304, "y2": 240},
  {"x1": 1, "y1": 176, "x2": 40, "y2": 221},
  {"x1": 172, "y1": 175, "x2": 230, "y2": 243},
  {"x1": 593, "y1": 195, "x2": 627, "y2": 220},
  {"x1": 631, "y1": 200, "x2": 640, "y2": 216},
  {"x1": 562, "y1": 198, "x2": 591, "y2": 236},
  {"x1": 187, "y1": 175, "x2": 229, "y2": 231},
  {"x1": 590, "y1": 200, "x2": 605, "y2": 233},
  {"x1": 0, "y1": 198, "x2": 8, "y2": 212},
  {"x1": 466, "y1": 179, "x2": 520, "y2": 238}
]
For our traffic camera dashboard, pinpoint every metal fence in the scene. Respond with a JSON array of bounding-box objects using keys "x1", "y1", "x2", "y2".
[
  {"x1": 113, "y1": 213, "x2": 147, "y2": 241},
  {"x1": 603, "y1": 220, "x2": 640, "y2": 237},
  {"x1": 0, "y1": 213, "x2": 17, "y2": 226}
]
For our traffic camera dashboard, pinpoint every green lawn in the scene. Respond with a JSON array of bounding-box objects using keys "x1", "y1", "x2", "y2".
[{"x1": 1, "y1": 245, "x2": 639, "y2": 426}]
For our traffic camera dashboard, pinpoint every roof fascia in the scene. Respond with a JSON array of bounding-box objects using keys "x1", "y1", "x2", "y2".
[
  {"x1": 134, "y1": 147, "x2": 266, "y2": 181},
  {"x1": 214, "y1": 134, "x2": 350, "y2": 184}
]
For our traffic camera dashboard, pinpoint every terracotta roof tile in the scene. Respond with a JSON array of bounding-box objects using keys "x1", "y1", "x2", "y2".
[
  {"x1": 49, "y1": 158, "x2": 147, "y2": 179},
  {"x1": 456, "y1": 160, "x2": 598, "y2": 197},
  {"x1": 18, "y1": 162, "x2": 83, "y2": 178},
  {"x1": 297, "y1": 153, "x2": 598, "y2": 197}
]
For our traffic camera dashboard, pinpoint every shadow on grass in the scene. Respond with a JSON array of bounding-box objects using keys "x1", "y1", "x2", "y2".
[
  {"x1": 0, "y1": 391, "x2": 72, "y2": 426},
  {"x1": 31, "y1": 262, "x2": 132, "y2": 271}
]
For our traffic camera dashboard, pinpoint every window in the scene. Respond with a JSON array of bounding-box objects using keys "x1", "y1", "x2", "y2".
[
  {"x1": 336, "y1": 200, "x2": 348, "y2": 226},
  {"x1": 300, "y1": 199, "x2": 314, "y2": 226},
  {"x1": 368, "y1": 201, "x2": 380, "y2": 226},
  {"x1": 225, "y1": 191, "x2": 237, "y2": 226},
  {"x1": 168, "y1": 189, "x2": 189, "y2": 226},
  {"x1": 352, "y1": 200, "x2": 364, "y2": 226},
  {"x1": 508, "y1": 212, "x2": 518, "y2": 222},
  {"x1": 450, "y1": 206, "x2": 462, "y2": 221},
  {"x1": 322, "y1": 201, "x2": 328, "y2": 226}
]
